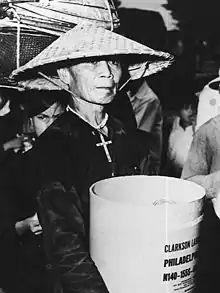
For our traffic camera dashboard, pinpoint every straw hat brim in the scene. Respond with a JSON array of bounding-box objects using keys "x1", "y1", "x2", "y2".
[
  {"x1": 0, "y1": 76, "x2": 24, "y2": 91},
  {"x1": 18, "y1": 77, "x2": 67, "y2": 91},
  {"x1": 11, "y1": 24, "x2": 173, "y2": 82}
]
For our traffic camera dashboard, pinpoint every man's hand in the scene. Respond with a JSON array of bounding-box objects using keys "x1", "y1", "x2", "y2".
[
  {"x1": 28, "y1": 213, "x2": 43, "y2": 235},
  {"x1": 3, "y1": 134, "x2": 35, "y2": 153},
  {"x1": 3, "y1": 136, "x2": 24, "y2": 152},
  {"x1": 15, "y1": 213, "x2": 43, "y2": 236}
]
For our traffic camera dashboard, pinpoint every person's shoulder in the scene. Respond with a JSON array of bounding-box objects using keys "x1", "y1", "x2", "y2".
[
  {"x1": 36, "y1": 112, "x2": 71, "y2": 147},
  {"x1": 109, "y1": 115, "x2": 127, "y2": 133},
  {"x1": 47, "y1": 111, "x2": 77, "y2": 137},
  {"x1": 209, "y1": 114, "x2": 220, "y2": 126},
  {"x1": 198, "y1": 114, "x2": 220, "y2": 131},
  {"x1": 194, "y1": 114, "x2": 220, "y2": 143},
  {"x1": 137, "y1": 80, "x2": 159, "y2": 102}
]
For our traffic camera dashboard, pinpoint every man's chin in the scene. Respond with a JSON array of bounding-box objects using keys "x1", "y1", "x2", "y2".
[
  {"x1": 101, "y1": 97, "x2": 115, "y2": 105},
  {"x1": 95, "y1": 93, "x2": 115, "y2": 105}
]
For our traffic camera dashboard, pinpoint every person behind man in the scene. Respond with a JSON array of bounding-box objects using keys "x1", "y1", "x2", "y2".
[
  {"x1": 181, "y1": 111, "x2": 220, "y2": 292},
  {"x1": 0, "y1": 81, "x2": 27, "y2": 293},
  {"x1": 114, "y1": 8, "x2": 167, "y2": 175},
  {"x1": 181, "y1": 115, "x2": 220, "y2": 198},
  {"x1": 8, "y1": 24, "x2": 172, "y2": 293},
  {"x1": 125, "y1": 78, "x2": 163, "y2": 174},
  {"x1": 107, "y1": 77, "x2": 163, "y2": 175},
  {"x1": 0, "y1": 90, "x2": 67, "y2": 293},
  {"x1": 162, "y1": 92, "x2": 197, "y2": 178}
]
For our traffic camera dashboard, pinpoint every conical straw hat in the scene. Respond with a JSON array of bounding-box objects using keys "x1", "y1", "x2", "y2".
[
  {"x1": 11, "y1": 24, "x2": 173, "y2": 90},
  {"x1": 17, "y1": 76, "x2": 68, "y2": 91}
]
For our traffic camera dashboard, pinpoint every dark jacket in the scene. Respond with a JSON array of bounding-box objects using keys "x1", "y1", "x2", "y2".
[
  {"x1": 36, "y1": 111, "x2": 142, "y2": 292},
  {"x1": 1, "y1": 110, "x2": 150, "y2": 293}
]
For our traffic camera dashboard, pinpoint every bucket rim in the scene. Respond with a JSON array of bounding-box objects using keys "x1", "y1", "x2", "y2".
[{"x1": 89, "y1": 175, "x2": 205, "y2": 205}]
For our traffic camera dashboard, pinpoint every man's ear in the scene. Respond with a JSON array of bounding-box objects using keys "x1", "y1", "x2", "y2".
[{"x1": 57, "y1": 68, "x2": 71, "y2": 85}]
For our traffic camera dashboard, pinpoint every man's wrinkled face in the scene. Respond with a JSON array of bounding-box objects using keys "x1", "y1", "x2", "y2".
[{"x1": 63, "y1": 57, "x2": 122, "y2": 105}]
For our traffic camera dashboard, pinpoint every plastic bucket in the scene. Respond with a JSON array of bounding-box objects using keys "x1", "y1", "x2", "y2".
[{"x1": 90, "y1": 175, "x2": 205, "y2": 293}]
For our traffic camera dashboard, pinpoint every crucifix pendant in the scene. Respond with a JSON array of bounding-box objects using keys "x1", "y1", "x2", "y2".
[
  {"x1": 96, "y1": 133, "x2": 112, "y2": 162},
  {"x1": 96, "y1": 133, "x2": 115, "y2": 176}
]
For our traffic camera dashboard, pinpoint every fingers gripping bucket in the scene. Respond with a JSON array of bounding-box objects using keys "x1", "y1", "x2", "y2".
[{"x1": 90, "y1": 176, "x2": 205, "y2": 293}]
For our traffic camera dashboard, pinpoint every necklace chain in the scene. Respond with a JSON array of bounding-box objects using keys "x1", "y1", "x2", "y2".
[
  {"x1": 67, "y1": 106, "x2": 114, "y2": 175},
  {"x1": 66, "y1": 105, "x2": 109, "y2": 130}
]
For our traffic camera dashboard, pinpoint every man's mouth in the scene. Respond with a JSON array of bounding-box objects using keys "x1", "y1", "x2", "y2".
[
  {"x1": 96, "y1": 86, "x2": 115, "y2": 94},
  {"x1": 96, "y1": 80, "x2": 115, "y2": 89},
  {"x1": 97, "y1": 86, "x2": 113, "y2": 90}
]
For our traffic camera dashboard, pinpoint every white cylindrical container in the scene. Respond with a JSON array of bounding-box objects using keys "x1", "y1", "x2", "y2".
[{"x1": 90, "y1": 176, "x2": 205, "y2": 293}]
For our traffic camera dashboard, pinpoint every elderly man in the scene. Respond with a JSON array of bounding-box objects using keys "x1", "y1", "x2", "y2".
[{"x1": 8, "y1": 24, "x2": 172, "y2": 292}]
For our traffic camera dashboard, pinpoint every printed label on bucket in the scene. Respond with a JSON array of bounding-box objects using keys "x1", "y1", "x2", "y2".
[{"x1": 162, "y1": 226, "x2": 200, "y2": 292}]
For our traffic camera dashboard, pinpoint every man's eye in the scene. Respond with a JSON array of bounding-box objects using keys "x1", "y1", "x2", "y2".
[
  {"x1": 87, "y1": 59, "x2": 98, "y2": 65},
  {"x1": 108, "y1": 59, "x2": 120, "y2": 66}
]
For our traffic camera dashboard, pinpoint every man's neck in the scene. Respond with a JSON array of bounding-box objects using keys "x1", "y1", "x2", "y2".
[{"x1": 69, "y1": 97, "x2": 105, "y2": 127}]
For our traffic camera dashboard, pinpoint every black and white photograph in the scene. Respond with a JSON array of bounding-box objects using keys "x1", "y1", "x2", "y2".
[{"x1": 0, "y1": 1, "x2": 219, "y2": 292}]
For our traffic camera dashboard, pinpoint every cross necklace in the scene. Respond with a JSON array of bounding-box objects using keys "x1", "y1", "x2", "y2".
[{"x1": 67, "y1": 106, "x2": 114, "y2": 175}]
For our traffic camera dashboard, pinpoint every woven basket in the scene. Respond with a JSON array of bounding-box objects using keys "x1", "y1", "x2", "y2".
[
  {"x1": 5, "y1": 0, "x2": 120, "y2": 35},
  {"x1": 0, "y1": 27, "x2": 58, "y2": 76},
  {"x1": 0, "y1": 0, "x2": 119, "y2": 77}
]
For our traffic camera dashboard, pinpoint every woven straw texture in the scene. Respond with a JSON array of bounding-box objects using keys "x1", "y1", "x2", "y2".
[
  {"x1": 0, "y1": 28, "x2": 57, "y2": 76},
  {"x1": 5, "y1": 0, "x2": 119, "y2": 35},
  {"x1": 0, "y1": 0, "x2": 119, "y2": 86},
  {"x1": 18, "y1": 76, "x2": 68, "y2": 91},
  {"x1": 11, "y1": 24, "x2": 173, "y2": 83}
]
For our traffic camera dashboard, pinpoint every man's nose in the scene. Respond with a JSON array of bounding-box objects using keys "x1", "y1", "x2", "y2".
[{"x1": 97, "y1": 60, "x2": 112, "y2": 78}]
